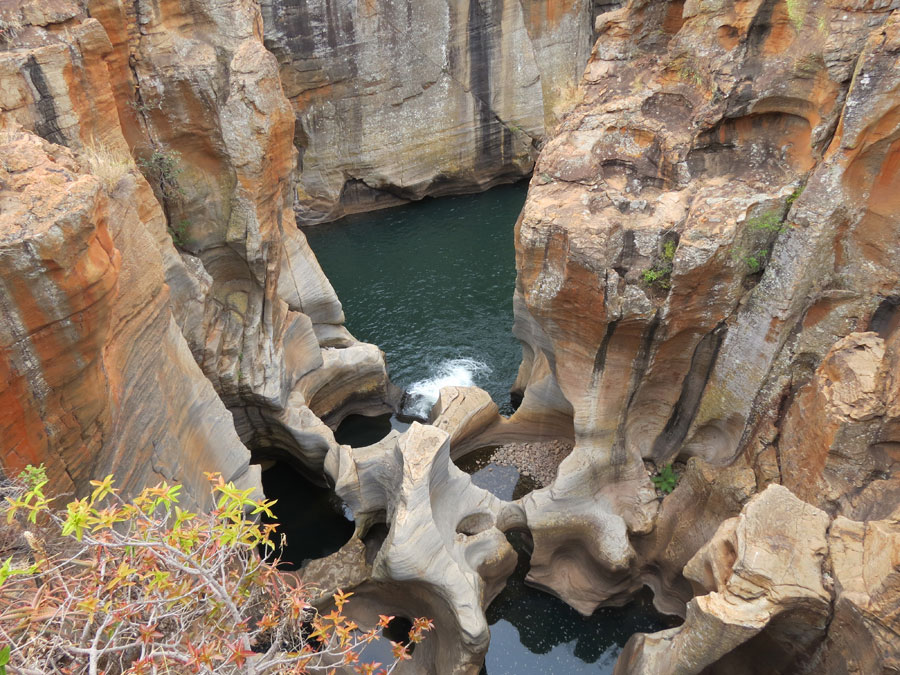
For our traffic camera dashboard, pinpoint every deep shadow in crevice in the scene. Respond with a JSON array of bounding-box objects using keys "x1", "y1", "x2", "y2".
[
  {"x1": 258, "y1": 459, "x2": 354, "y2": 570},
  {"x1": 869, "y1": 296, "x2": 900, "y2": 339}
]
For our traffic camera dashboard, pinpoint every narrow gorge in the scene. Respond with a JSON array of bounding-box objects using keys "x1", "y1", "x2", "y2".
[{"x1": 1, "y1": 0, "x2": 898, "y2": 674}]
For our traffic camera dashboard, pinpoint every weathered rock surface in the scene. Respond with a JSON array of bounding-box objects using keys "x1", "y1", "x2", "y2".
[
  {"x1": 819, "y1": 516, "x2": 900, "y2": 674},
  {"x1": 617, "y1": 485, "x2": 833, "y2": 674},
  {"x1": 0, "y1": 130, "x2": 255, "y2": 505},
  {"x1": 261, "y1": 0, "x2": 596, "y2": 223},
  {"x1": 513, "y1": 1, "x2": 900, "y2": 611},
  {"x1": 326, "y1": 422, "x2": 522, "y2": 674},
  {"x1": 507, "y1": 0, "x2": 900, "y2": 670},
  {"x1": 0, "y1": 0, "x2": 394, "y2": 495}
]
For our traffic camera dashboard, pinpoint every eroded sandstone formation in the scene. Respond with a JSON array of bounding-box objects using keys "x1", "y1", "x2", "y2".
[
  {"x1": 0, "y1": 0, "x2": 393, "y2": 498},
  {"x1": 506, "y1": 0, "x2": 900, "y2": 671},
  {"x1": 0, "y1": 130, "x2": 254, "y2": 504},
  {"x1": 260, "y1": 0, "x2": 596, "y2": 223},
  {"x1": 3, "y1": 0, "x2": 900, "y2": 673}
]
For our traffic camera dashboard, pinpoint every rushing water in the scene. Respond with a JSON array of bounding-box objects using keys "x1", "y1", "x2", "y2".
[
  {"x1": 304, "y1": 182, "x2": 527, "y2": 417},
  {"x1": 303, "y1": 185, "x2": 676, "y2": 672}
]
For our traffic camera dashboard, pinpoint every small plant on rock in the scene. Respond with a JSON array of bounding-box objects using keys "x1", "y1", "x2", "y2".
[
  {"x1": 746, "y1": 210, "x2": 786, "y2": 233},
  {"x1": 137, "y1": 148, "x2": 185, "y2": 201},
  {"x1": 742, "y1": 248, "x2": 768, "y2": 273},
  {"x1": 82, "y1": 141, "x2": 133, "y2": 194},
  {"x1": 786, "y1": 184, "x2": 805, "y2": 206},
  {"x1": 651, "y1": 464, "x2": 678, "y2": 494},
  {"x1": 641, "y1": 239, "x2": 677, "y2": 290},
  {"x1": 168, "y1": 218, "x2": 190, "y2": 247}
]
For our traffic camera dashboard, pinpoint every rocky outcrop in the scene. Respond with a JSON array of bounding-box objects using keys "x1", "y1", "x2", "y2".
[
  {"x1": 0, "y1": 130, "x2": 254, "y2": 505},
  {"x1": 0, "y1": 0, "x2": 392, "y2": 495},
  {"x1": 506, "y1": 0, "x2": 900, "y2": 670},
  {"x1": 261, "y1": 0, "x2": 596, "y2": 223},
  {"x1": 326, "y1": 422, "x2": 522, "y2": 674},
  {"x1": 617, "y1": 485, "x2": 833, "y2": 674}
]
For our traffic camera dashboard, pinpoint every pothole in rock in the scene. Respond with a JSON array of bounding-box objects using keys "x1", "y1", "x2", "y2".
[
  {"x1": 334, "y1": 413, "x2": 411, "y2": 447},
  {"x1": 455, "y1": 441, "x2": 573, "y2": 501},
  {"x1": 354, "y1": 615, "x2": 418, "y2": 665},
  {"x1": 456, "y1": 512, "x2": 495, "y2": 536},
  {"x1": 258, "y1": 461, "x2": 354, "y2": 570},
  {"x1": 481, "y1": 531, "x2": 681, "y2": 674}
]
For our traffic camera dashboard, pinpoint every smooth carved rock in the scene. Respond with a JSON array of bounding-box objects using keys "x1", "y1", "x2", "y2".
[
  {"x1": 327, "y1": 422, "x2": 522, "y2": 674},
  {"x1": 429, "y1": 386, "x2": 502, "y2": 459},
  {"x1": 261, "y1": 0, "x2": 594, "y2": 223},
  {"x1": 616, "y1": 485, "x2": 832, "y2": 675}
]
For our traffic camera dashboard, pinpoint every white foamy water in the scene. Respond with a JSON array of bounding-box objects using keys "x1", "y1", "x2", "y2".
[{"x1": 403, "y1": 358, "x2": 491, "y2": 419}]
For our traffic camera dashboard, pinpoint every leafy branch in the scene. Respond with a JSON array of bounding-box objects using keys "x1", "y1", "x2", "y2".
[{"x1": 1, "y1": 466, "x2": 432, "y2": 674}]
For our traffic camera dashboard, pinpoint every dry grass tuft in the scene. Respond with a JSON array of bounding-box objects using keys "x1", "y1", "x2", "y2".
[
  {"x1": 0, "y1": 15, "x2": 25, "y2": 44},
  {"x1": 81, "y1": 141, "x2": 133, "y2": 193}
]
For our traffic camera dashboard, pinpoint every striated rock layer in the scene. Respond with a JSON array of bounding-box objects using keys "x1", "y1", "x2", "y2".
[
  {"x1": 0, "y1": 130, "x2": 254, "y2": 505},
  {"x1": 508, "y1": 0, "x2": 900, "y2": 672},
  {"x1": 261, "y1": 0, "x2": 596, "y2": 223},
  {"x1": 0, "y1": 0, "x2": 393, "y2": 498}
]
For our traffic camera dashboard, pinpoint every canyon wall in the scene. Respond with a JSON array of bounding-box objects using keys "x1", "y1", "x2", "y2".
[
  {"x1": 0, "y1": 0, "x2": 392, "y2": 500},
  {"x1": 260, "y1": 0, "x2": 595, "y2": 223},
  {"x1": 509, "y1": 0, "x2": 900, "y2": 671}
]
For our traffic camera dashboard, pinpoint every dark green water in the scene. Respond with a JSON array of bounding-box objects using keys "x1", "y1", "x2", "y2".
[
  {"x1": 482, "y1": 533, "x2": 678, "y2": 675},
  {"x1": 304, "y1": 183, "x2": 527, "y2": 417}
]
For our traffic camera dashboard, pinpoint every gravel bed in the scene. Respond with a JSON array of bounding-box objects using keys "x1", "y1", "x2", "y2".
[{"x1": 489, "y1": 440, "x2": 574, "y2": 487}]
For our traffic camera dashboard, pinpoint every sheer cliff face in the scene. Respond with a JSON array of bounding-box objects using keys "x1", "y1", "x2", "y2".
[
  {"x1": 0, "y1": 131, "x2": 254, "y2": 504},
  {"x1": 261, "y1": 0, "x2": 594, "y2": 223},
  {"x1": 0, "y1": 0, "x2": 391, "y2": 499},
  {"x1": 512, "y1": 0, "x2": 900, "y2": 670}
]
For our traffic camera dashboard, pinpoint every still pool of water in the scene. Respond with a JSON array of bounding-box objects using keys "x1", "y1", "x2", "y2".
[
  {"x1": 259, "y1": 462, "x2": 354, "y2": 569},
  {"x1": 304, "y1": 182, "x2": 528, "y2": 416},
  {"x1": 482, "y1": 533, "x2": 679, "y2": 675}
]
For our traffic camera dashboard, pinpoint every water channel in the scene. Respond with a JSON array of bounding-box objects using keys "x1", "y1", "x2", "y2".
[{"x1": 302, "y1": 184, "x2": 676, "y2": 673}]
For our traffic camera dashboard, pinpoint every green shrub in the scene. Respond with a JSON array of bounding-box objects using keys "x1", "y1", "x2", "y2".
[
  {"x1": 642, "y1": 239, "x2": 677, "y2": 290},
  {"x1": 137, "y1": 148, "x2": 184, "y2": 201},
  {"x1": 651, "y1": 464, "x2": 678, "y2": 494},
  {"x1": 168, "y1": 218, "x2": 190, "y2": 247},
  {"x1": 1, "y1": 466, "x2": 432, "y2": 674},
  {"x1": 742, "y1": 248, "x2": 768, "y2": 273}
]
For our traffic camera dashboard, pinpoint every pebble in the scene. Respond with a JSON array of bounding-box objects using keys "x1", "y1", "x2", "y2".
[{"x1": 489, "y1": 440, "x2": 574, "y2": 488}]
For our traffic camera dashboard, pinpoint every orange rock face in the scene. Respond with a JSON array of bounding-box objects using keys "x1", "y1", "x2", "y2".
[
  {"x1": 511, "y1": 1, "x2": 900, "y2": 670},
  {"x1": 0, "y1": 132, "x2": 254, "y2": 504},
  {"x1": 0, "y1": 0, "x2": 393, "y2": 498}
]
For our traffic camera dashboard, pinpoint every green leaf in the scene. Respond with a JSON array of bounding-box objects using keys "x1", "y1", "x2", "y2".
[
  {"x1": 0, "y1": 644, "x2": 9, "y2": 667},
  {"x1": 651, "y1": 464, "x2": 678, "y2": 494}
]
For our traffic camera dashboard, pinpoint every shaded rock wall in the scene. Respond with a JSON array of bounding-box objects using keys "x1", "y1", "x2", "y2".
[{"x1": 261, "y1": 0, "x2": 595, "y2": 223}]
